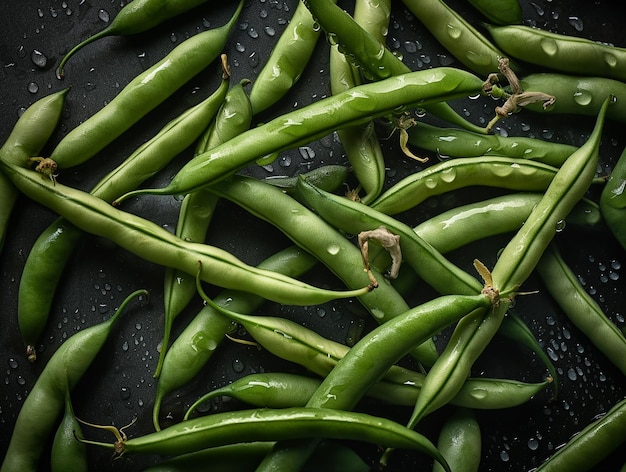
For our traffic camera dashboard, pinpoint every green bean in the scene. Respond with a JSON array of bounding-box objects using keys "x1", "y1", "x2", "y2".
[
  {"x1": 153, "y1": 246, "x2": 319, "y2": 431},
  {"x1": 405, "y1": 121, "x2": 577, "y2": 166},
  {"x1": 432, "y1": 408, "x2": 481, "y2": 472},
  {"x1": 534, "y1": 397, "x2": 626, "y2": 472},
  {"x1": 400, "y1": 0, "x2": 516, "y2": 76},
  {"x1": 601, "y1": 145, "x2": 626, "y2": 251},
  {"x1": 0, "y1": 160, "x2": 372, "y2": 307},
  {"x1": 113, "y1": 67, "x2": 486, "y2": 203},
  {"x1": 264, "y1": 165, "x2": 349, "y2": 194},
  {"x1": 17, "y1": 69, "x2": 231, "y2": 362},
  {"x1": 296, "y1": 176, "x2": 483, "y2": 296},
  {"x1": 303, "y1": 0, "x2": 488, "y2": 134},
  {"x1": 80, "y1": 407, "x2": 448, "y2": 470},
  {"x1": 0, "y1": 290, "x2": 147, "y2": 472},
  {"x1": 256, "y1": 295, "x2": 490, "y2": 472},
  {"x1": 50, "y1": 388, "x2": 88, "y2": 472},
  {"x1": 49, "y1": 2, "x2": 242, "y2": 168},
  {"x1": 537, "y1": 243, "x2": 626, "y2": 376},
  {"x1": 513, "y1": 73, "x2": 626, "y2": 124},
  {"x1": 184, "y1": 369, "x2": 550, "y2": 418},
  {"x1": 465, "y1": 0, "x2": 521, "y2": 25},
  {"x1": 328, "y1": 0, "x2": 389, "y2": 204},
  {"x1": 156, "y1": 77, "x2": 253, "y2": 378},
  {"x1": 206, "y1": 174, "x2": 438, "y2": 366},
  {"x1": 370, "y1": 156, "x2": 562, "y2": 215},
  {"x1": 0, "y1": 89, "x2": 68, "y2": 253},
  {"x1": 491, "y1": 97, "x2": 611, "y2": 295},
  {"x1": 248, "y1": 0, "x2": 329, "y2": 114},
  {"x1": 484, "y1": 24, "x2": 626, "y2": 82},
  {"x1": 58, "y1": 0, "x2": 211, "y2": 76}
]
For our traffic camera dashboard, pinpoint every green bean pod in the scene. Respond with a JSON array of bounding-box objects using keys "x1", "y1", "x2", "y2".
[
  {"x1": 153, "y1": 246, "x2": 319, "y2": 430},
  {"x1": 50, "y1": 388, "x2": 88, "y2": 472},
  {"x1": 0, "y1": 89, "x2": 68, "y2": 252},
  {"x1": 114, "y1": 67, "x2": 486, "y2": 202},
  {"x1": 484, "y1": 24, "x2": 626, "y2": 82},
  {"x1": 517, "y1": 73, "x2": 626, "y2": 124},
  {"x1": 304, "y1": 0, "x2": 488, "y2": 134},
  {"x1": 0, "y1": 290, "x2": 146, "y2": 472},
  {"x1": 265, "y1": 165, "x2": 349, "y2": 194},
  {"x1": 207, "y1": 174, "x2": 439, "y2": 365},
  {"x1": 537, "y1": 243, "x2": 626, "y2": 376},
  {"x1": 534, "y1": 397, "x2": 626, "y2": 472},
  {"x1": 257, "y1": 294, "x2": 490, "y2": 472},
  {"x1": 248, "y1": 0, "x2": 330, "y2": 114},
  {"x1": 490, "y1": 97, "x2": 611, "y2": 295},
  {"x1": 0, "y1": 161, "x2": 372, "y2": 306},
  {"x1": 465, "y1": 0, "x2": 521, "y2": 25},
  {"x1": 406, "y1": 121, "x2": 577, "y2": 167},
  {"x1": 81, "y1": 407, "x2": 449, "y2": 470},
  {"x1": 49, "y1": 2, "x2": 242, "y2": 168},
  {"x1": 370, "y1": 156, "x2": 561, "y2": 215},
  {"x1": 296, "y1": 176, "x2": 483, "y2": 296},
  {"x1": 58, "y1": 0, "x2": 211, "y2": 76},
  {"x1": 432, "y1": 408, "x2": 481, "y2": 472},
  {"x1": 156, "y1": 78, "x2": 253, "y2": 378},
  {"x1": 400, "y1": 0, "x2": 515, "y2": 76},
  {"x1": 17, "y1": 72, "x2": 231, "y2": 362},
  {"x1": 185, "y1": 371, "x2": 549, "y2": 419},
  {"x1": 601, "y1": 145, "x2": 626, "y2": 251}
]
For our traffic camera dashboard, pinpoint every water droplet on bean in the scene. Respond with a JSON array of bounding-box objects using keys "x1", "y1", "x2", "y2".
[
  {"x1": 573, "y1": 90, "x2": 593, "y2": 106},
  {"x1": 540, "y1": 38, "x2": 558, "y2": 56}
]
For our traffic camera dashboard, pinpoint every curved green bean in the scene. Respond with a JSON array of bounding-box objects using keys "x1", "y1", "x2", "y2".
[
  {"x1": 51, "y1": 388, "x2": 88, "y2": 472},
  {"x1": 485, "y1": 24, "x2": 626, "y2": 82},
  {"x1": 537, "y1": 243, "x2": 626, "y2": 376},
  {"x1": 58, "y1": 0, "x2": 211, "y2": 76},
  {"x1": 432, "y1": 408, "x2": 481, "y2": 472},
  {"x1": 81, "y1": 407, "x2": 449, "y2": 470},
  {"x1": 0, "y1": 290, "x2": 147, "y2": 472},
  {"x1": 0, "y1": 160, "x2": 372, "y2": 307},
  {"x1": 114, "y1": 67, "x2": 486, "y2": 203},
  {"x1": 406, "y1": 121, "x2": 577, "y2": 166},
  {"x1": 370, "y1": 156, "x2": 561, "y2": 215}
]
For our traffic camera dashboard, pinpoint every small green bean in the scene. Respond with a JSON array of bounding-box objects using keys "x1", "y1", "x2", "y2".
[
  {"x1": 601, "y1": 145, "x2": 626, "y2": 251},
  {"x1": 58, "y1": 0, "x2": 211, "y2": 76},
  {"x1": 535, "y1": 397, "x2": 626, "y2": 472},
  {"x1": 485, "y1": 24, "x2": 626, "y2": 82},
  {"x1": 465, "y1": 0, "x2": 521, "y2": 25},
  {"x1": 50, "y1": 388, "x2": 88, "y2": 472},
  {"x1": 537, "y1": 243, "x2": 626, "y2": 376}
]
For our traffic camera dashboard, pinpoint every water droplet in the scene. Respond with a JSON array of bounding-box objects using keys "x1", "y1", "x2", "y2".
[
  {"x1": 440, "y1": 167, "x2": 456, "y2": 183},
  {"x1": 528, "y1": 437, "x2": 539, "y2": 450},
  {"x1": 8, "y1": 359, "x2": 18, "y2": 369},
  {"x1": 555, "y1": 219, "x2": 566, "y2": 232},
  {"x1": 169, "y1": 32, "x2": 177, "y2": 43},
  {"x1": 604, "y1": 52, "x2": 618, "y2": 68},
  {"x1": 500, "y1": 450, "x2": 509, "y2": 462},
  {"x1": 404, "y1": 41, "x2": 417, "y2": 53},
  {"x1": 446, "y1": 23, "x2": 462, "y2": 39},
  {"x1": 122, "y1": 341, "x2": 129, "y2": 352},
  {"x1": 247, "y1": 27, "x2": 259, "y2": 39},
  {"x1": 264, "y1": 26, "x2": 275, "y2": 37},
  {"x1": 27, "y1": 82, "x2": 39, "y2": 94},
  {"x1": 235, "y1": 42, "x2": 245, "y2": 53},
  {"x1": 30, "y1": 50, "x2": 48, "y2": 68},
  {"x1": 232, "y1": 358, "x2": 244, "y2": 373},
  {"x1": 17, "y1": 376, "x2": 26, "y2": 386},
  {"x1": 317, "y1": 308, "x2": 326, "y2": 318},
  {"x1": 327, "y1": 244, "x2": 340, "y2": 255},
  {"x1": 573, "y1": 90, "x2": 593, "y2": 106},
  {"x1": 278, "y1": 155, "x2": 292, "y2": 167},
  {"x1": 567, "y1": 368, "x2": 577, "y2": 381},
  {"x1": 120, "y1": 387, "x2": 130, "y2": 399},
  {"x1": 98, "y1": 9, "x2": 110, "y2": 23},
  {"x1": 568, "y1": 17, "x2": 584, "y2": 32},
  {"x1": 259, "y1": 9, "x2": 268, "y2": 19},
  {"x1": 135, "y1": 323, "x2": 142, "y2": 330},
  {"x1": 299, "y1": 146, "x2": 315, "y2": 160},
  {"x1": 540, "y1": 38, "x2": 558, "y2": 56}
]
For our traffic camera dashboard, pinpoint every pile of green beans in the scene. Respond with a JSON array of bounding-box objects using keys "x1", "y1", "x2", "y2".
[{"x1": 2, "y1": 1, "x2": 626, "y2": 471}]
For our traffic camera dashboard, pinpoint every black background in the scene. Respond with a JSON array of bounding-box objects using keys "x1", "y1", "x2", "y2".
[{"x1": 1, "y1": 0, "x2": 625, "y2": 470}]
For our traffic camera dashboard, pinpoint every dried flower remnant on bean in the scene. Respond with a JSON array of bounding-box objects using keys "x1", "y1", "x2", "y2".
[
  {"x1": 358, "y1": 226, "x2": 402, "y2": 286},
  {"x1": 482, "y1": 57, "x2": 556, "y2": 132},
  {"x1": 27, "y1": 157, "x2": 58, "y2": 185},
  {"x1": 387, "y1": 112, "x2": 428, "y2": 162}
]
